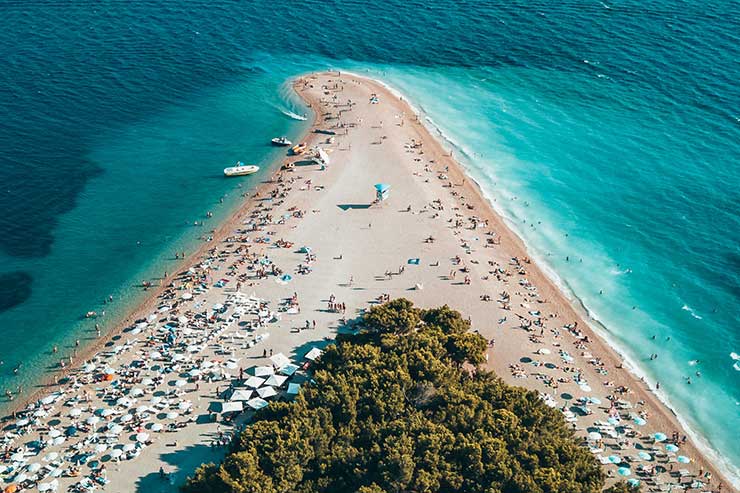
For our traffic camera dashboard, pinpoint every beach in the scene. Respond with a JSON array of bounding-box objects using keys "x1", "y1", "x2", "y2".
[{"x1": 0, "y1": 72, "x2": 733, "y2": 493}]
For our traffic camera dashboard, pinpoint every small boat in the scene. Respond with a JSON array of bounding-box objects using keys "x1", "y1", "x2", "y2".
[
  {"x1": 290, "y1": 143, "x2": 307, "y2": 155},
  {"x1": 271, "y1": 137, "x2": 292, "y2": 146},
  {"x1": 224, "y1": 162, "x2": 260, "y2": 177}
]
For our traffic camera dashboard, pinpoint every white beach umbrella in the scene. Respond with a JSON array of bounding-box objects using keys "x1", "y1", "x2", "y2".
[
  {"x1": 149, "y1": 351, "x2": 162, "y2": 360},
  {"x1": 269, "y1": 353, "x2": 291, "y2": 369},
  {"x1": 588, "y1": 431, "x2": 602, "y2": 441},
  {"x1": 48, "y1": 429, "x2": 62, "y2": 438},
  {"x1": 52, "y1": 436, "x2": 66, "y2": 446},
  {"x1": 109, "y1": 424, "x2": 124, "y2": 434},
  {"x1": 86, "y1": 416, "x2": 100, "y2": 425},
  {"x1": 174, "y1": 379, "x2": 187, "y2": 388},
  {"x1": 49, "y1": 468, "x2": 63, "y2": 478},
  {"x1": 101, "y1": 407, "x2": 117, "y2": 416},
  {"x1": 10, "y1": 452, "x2": 25, "y2": 462},
  {"x1": 136, "y1": 432, "x2": 150, "y2": 443},
  {"x1": 135, "y1": 405, "x2": 151, "y2": 415},
  {"x1": 253, "y1": 366, "x2": 274, "y2": 377},
  {"x1": 34, "y1": 409, "x2": 48, "y2": 418},
  {"x1": 166, "y1": 412, "x2": 179, "y2": 420},
  {"x1": 181, "y1": 293, "x2": 192, "y2": 300},
  {"x1": 131, "y1": 387, "x2": 145, "y2": 397},
  {"x1": 40, "y1": 394, "x2": 57, "y2": 405},
  {"x1": 120, "y1": 414, "x2": 133, "y2": 423},
  {"x1": 123, "y1": 443, "x2": 136, "y2": 452},
  {"x1": 264, "y1": 374, "x2": 288, "y2": 387},
  {"x1": 43, "y1": 452, "x2": 59, "y2": 462},
  {"x1": 225, "y1": 361, "x2": 238, "y2": 370},
  {"x1": 244, "y1": 376, "x2": 265, "y2": 388},
  {"x1": 27, "y1": 462, "x2": 42, "y2": 473},
  {"x1": 246, "y1": 397, "x2": 269, "y2": 410},
  {"x1": 538, "y1": 348, "x2": 551, "y2": 355},
  {"x1": 94, "y1": 443, "x2": 107, "y2": 454},
  {"x1": 142, "y1": 378, "x2": 155, "y2": 386},
  {"x1": 69, "y1": 408, "x2": 82, "y2": 417},
  {"x1": 188, "y1": 368, "x2": 202, "y2": 377},
  {"x1": 15, "y1": 418, "x2": 30, "y2": 427},
  {"x1": 14, "y1": 473, "x2": 28, "y2": 483},
  {"x1": 110, "y1": 449, "x2": 123, "y2": 459},
  {"x1": 177, "y1": 401, "x2": 192, "y2": 411},
  {"x1": 256, "y1": 386, "x2": 277, "y2": 399},
  {"x1": 150, "y1": 423, "x2": 163, "y2": 432},
  {"x1": 82, "y1": 363, "x2": 96, "y2": 373},
  {"x1": 151, "y1": 396, "x2": 163, "y2": 405}
]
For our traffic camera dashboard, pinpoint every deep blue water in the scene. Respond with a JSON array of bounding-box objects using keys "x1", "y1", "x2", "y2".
[{"x1": 1, "y1": 0, "x2": 738, "y2": 483}]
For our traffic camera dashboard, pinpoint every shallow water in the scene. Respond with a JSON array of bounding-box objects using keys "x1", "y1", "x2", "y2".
[{"x1": 0, "y1": 0, "x2": 738, "y2": 482}]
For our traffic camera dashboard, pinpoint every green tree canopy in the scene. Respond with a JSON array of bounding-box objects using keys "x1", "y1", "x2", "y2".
[{"x1": 184, "y1": 299, "x2": 608, "y2": 493}]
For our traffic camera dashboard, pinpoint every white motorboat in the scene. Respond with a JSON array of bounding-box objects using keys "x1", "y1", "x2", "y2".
[
  {"x1": 271, "y1": 137, "x2": 292, "y2": 146},
  {"x1": 224, "y1": 162, "x2": 260, "y2": 177}
]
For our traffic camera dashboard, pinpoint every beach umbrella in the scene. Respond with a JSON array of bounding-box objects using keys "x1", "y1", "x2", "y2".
[
  {"x1": 254, "y1": 366, "x2": 274, "y2": 377},
  {"x1": 677, "y1": 455, "x2": 690, "y2": 464},
  {"x1": 256, "y1": 386, "x2": 277, "y2": 399},
  {"x1": 246, "y1": 397, "x2": 269, "y2": 410},
  {"x1": 151, "y1": 396, "x2": 163, "y2": 405},
  {"x1": 147, "y1": 314, "x2": 157, "y2": 322},
  {"x1": 305, "y1": 347, "x2": 323, "y2": 361},
  {"x1": 41, "y1": 394, "x2": 57, "y2": 405},
  {"x1": 109, "y1": 424, "x2": 124, "y2": 434},
  {"x1": 653, "y1": 432, "x2": 668, "y2": 442},
  {"x1": 51, "y1": 436, "x2": 65, "y2": 446},
  {"x1": 135, "y1": 405, "x2": 151, "y2": 415},
  {"x1": 120, "y1": 414, "x2": 133, "y2": 423},
  {"x1": 101, "y1": 407, "x2": 117, "y2": 416},
  {"x1": 142, "y1": 378, "x2": 155, "y2": 386},
  {"x1": 608, "y1": 455, "x2": 622, "y2": 464},
  {"x1": 264, "y1": 374, "x2": 288, "y2": 387},
  {"x1": 177, "y1": 401, "x2": 192, "y2": 411},
  {"x1": 665, "y1": 443, "x2": 679, "y2": 452},
  {"x1": 174, "y1": 379, "x2": 187, "y2": 388},
  {"x1": 181, "y1": 293, "x2": 192, "y2": 300},
  {"x1": 69, "y1": 408, "x2": 82, "y2": 417},
  {"x1": 3, "y1": 485, "x2": 17, "y2": 493},
  {"x1": 287, "y1": 383, "x2": 301, "y2": 395},
  {"x1": 587, "y1": 396, "x2": 602, "y2": 405},
  {"x1": 48, "y1": 429, "x2": 61, "y2": 438},
  {"x1": 27, "y1": 463, "x2": 41, "y2": 473},
  {"x1": 637, "y1": 451, "x2": 652, "y2": 461},
  {"x1": 188, "y1": 368, "x2": 202, "y2": 377},
  {"x1": 135, "y1": 432, "x2": 150, "y2": 443},
  {"x1": 10, "y1": 452, "x2": 25, "y2": 462},
  {"x1": 86, "y1": 416, "x2": 100, "y2": 425},
  {"x1": 225, "y1": 361, "x2": 238, "y2": 370},
  {"x1": 49, "y1": 469, "x2": 62, "y2": 478},
  {"x1": 538, "y1": 348, "x2": 551, "y2": 355},
  {"x1": 14, "y1": 474, "x2": 28, "y2": 483},
  {"x1": 38, "y1": 483, "x2": 52, "y2": 492},
  {"x1": 270, "y1": 353, "x2": 291, "y2": 368},
  {"x1": 123, "y1": 443, "x2": 136, "y2": 452},
  {"x1": 15, "y1": 418, "x2": 29, "y2": 427},
  {"x1": 627, "y1": 479, "x2": 641, "y2": 487},
  {"x1": 279, "y1": 363, "x2": 299, "y2": 376},
  {"x1": 131, "y1": 387, "x2": 145, "y2": 397},
  {"x1": 94, "y1": 444, "x2": 107, "y2": 454},
  {"x1": 150, "y1": 423, "x2": 163, "y2": 432},
  {"x1": 617, "y1": 467, "x2": 631, "y2": 477},
  {"x1": 633, "y1": 416, "x2": 647, "y2": 426},
  {"x1": 166, "y1": 412, "x2": 179, "y2": 420},
  {"x1": 245, "y1": 376, "x2": 265, "y2": 388},
  {"x1": 33, "y1": 409, "x2": 48, "y2": 418},
  {"x1": 579, "y1": 384, "x2": 592, "y2": 392},
  {"x1": 149, "y1": 351, "x2": 162, "y2": 360},
  {"x1": 607, "y1": 417, "x2": 620, "y2": 426},
  {"x1": 82, "y1": 363, "x2": 96, "y2": 373},
  {"x1": 109, "y1": 449, "x2": 123, "y2": 459},
  {"x1": 587, "y1": 432, "x2": 602, "y2": 441},
  {"x1": 43, "y1": 452, "x2": 59, "y2": 462}
]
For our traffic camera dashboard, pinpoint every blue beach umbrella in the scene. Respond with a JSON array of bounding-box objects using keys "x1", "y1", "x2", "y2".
[
  {"x1": 281, "y1": 274, "x2": 293, "y2": 283},
  {"x1": 627, "y1": 479, "x2": 641, "y2": 487},
  {"x1": 617, "y1": 467, "x2": 631, "y2": 476},
  {"x1": 665, "y1": 443, "x2": 679, "y2": 453},
  {"x1": 654, "y1": 432, "x2": 668, "y2": 442},
  {"x1": 588, "y1": 396, "x2": 602, "y2": 405},
  {"x1": 608, "y1": 455, "x2": 622, "y2": 464},
  {"x1": 677, "y1": 455, "x2": 691, "y2": 464},
  {"x1": 637, "y1": 451, "x2": 652, "y2": 461},
  {"x1": 607, "y1": 416, "x2": 620, "y2": 425},
  {"x1": 633, "y1": 417, "x2": 647, "y2": 426}
]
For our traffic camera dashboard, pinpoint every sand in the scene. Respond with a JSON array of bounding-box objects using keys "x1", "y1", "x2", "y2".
[{"x1": 0, "y1": 72, "x2": 732, "y2": 493}]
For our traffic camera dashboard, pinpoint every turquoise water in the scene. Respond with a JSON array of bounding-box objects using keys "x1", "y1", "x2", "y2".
[{"x1": 0, "y1": 0, "x2": 738, "y2": 484}]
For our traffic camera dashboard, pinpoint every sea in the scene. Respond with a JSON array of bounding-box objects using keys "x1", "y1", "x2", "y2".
[{"x1": 1, "y1": 0, "x2": 738, "y2": 484}]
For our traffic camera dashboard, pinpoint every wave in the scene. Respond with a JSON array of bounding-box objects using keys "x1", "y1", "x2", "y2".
[
  {"x1": 681, "y1": 304, "x2": 703, "y2": 320},
  {"x1": 280, "y1": 109, "x2": 307, "y2": 121}
]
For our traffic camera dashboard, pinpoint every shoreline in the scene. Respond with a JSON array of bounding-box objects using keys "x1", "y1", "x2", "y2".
[
  {"x1": 1, "y1": 71, "x2": 734, "y2": 492},
  {"x1": 346, "y1": 69, "x2": 739, "y2": 487},
  {"x1": 0, "y1": 106, "x2": 317, "y2": 419}
]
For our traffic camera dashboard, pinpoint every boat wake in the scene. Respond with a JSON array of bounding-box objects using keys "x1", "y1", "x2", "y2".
[
  {"x1": 280, "y1": 109, "x2": 307, "y2": 121},
  {"x1": 681, "y1": 304, "x2": 702, "y2": 319}
]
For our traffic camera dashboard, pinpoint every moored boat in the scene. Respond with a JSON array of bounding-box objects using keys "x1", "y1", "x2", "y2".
[
  {"x1": 271, "y1": 137, "x2": 292, "y2": 146},
  {"x1": 224, "y1": 161, "x2": 260, "y2": 177}
]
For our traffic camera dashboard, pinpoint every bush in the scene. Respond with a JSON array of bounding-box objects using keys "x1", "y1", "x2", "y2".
[{"x1": 184, "y1": 300, "x2": 606, "y2": 493}]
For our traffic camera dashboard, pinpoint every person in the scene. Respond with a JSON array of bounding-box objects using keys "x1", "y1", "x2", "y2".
[{"x1": 160, "y1": 466, "x2": 167, "y2": 479}]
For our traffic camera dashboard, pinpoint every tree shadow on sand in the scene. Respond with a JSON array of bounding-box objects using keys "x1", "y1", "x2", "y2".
[{"x1": 134, "y1": 441, "x2": 225, "y2": 493}]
